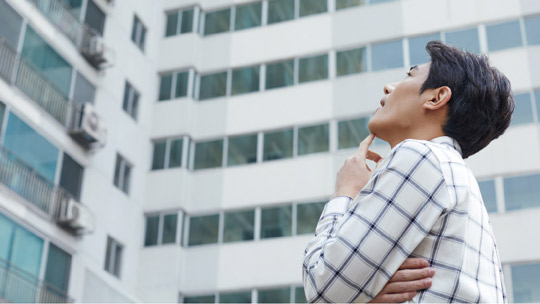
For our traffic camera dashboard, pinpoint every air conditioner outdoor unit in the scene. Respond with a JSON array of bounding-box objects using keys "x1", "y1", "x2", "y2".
[
  {"x1": 69, "y1": 103, "x2": 107, "y2": 149},
  {"x1": 57, "y1": 196, "x2": 96, "y2": 234},
  {"x1": 82, "y1": 34, "x2": 107, "y2": 68}
]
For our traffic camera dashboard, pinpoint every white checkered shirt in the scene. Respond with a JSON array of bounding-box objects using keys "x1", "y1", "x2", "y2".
[{"x1": 303, "y1": 137, "x2": 506, "y2": 303}]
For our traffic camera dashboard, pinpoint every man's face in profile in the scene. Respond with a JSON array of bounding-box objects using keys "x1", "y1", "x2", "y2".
[{"x1": 368, "y1": 63, "x2": 431, "y2": 142}]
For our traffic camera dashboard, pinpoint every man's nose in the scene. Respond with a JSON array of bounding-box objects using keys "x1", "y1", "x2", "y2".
[{"x1": 383, "y1": 83, "x2": 396, "y2": 95}]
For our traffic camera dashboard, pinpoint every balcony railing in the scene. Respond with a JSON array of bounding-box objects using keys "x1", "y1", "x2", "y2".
[
  {"x1": 0, "y1": 258, "x2": 72, "y2": 303},
  {"x1": 0, "y1": 38, "x2": 72, "y2": 127}
]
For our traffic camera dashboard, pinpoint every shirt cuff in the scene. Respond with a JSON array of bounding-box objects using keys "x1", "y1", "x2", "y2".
[{"x1": 321, "y1": 196, "x2": 352, "y2": 218}]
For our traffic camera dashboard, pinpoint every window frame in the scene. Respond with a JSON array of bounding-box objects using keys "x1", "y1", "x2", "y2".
[
  {"x1": 131, "y1": 14, "x2": 147, "y2": 51},
  {"x1": 144, "y1": 211, "x2": 183, "y2": 247},
  {"x1": 104, "y1": 236, "x2": 123, "y2": 278},
  {"x1": 113, "y1": 153, "x2": 132, "y2": 195},
  {"x1": 122, "y1": 81, "x2": 140, "y2": 120}
]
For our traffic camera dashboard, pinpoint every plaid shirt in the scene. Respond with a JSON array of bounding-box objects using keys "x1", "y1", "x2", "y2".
[{"x1": 303, "y1": 137, "x2": 506, "y2": 303}]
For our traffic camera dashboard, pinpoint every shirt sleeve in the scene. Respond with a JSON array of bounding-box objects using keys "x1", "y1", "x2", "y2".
[{"x1": 302, "y1": 140, "x2": 451, "y2": 303}]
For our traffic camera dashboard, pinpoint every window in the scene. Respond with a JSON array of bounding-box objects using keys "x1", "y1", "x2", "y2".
[
  {"x1": 0, "y1": 102, "x2": 5, "y2": 131},
  {"x1": 294, "y1": 286, "x2": 307, "y2": 303},
  {"x1": 371, "y1": 40, "x2": 403, "y2": 71},
  {"x1": 298, "y1": 54, "x2": 328, "y2": 83},
  {"x1": 4, "y1": 113, "x2": 59, "y2": 182},
  {"x1": 194, "y1": 139, "x2": 223, "y2": 170},
  {"x1": 113, "y1": 154, "x2": 132, "y2": 194},
  {"x1": 143, "y1": 213, "x2": 178, "y2": 246},
  {"x1": 511, "y1": 263, "x2": 540, "y2": 302},
  {"x1": 73, "y1": 72, "x2": 96, "y2": 105},
  {"x1": 227, "y1": 134, "x2": 258, "y2": 166},
  {"x1": 152, "y1": 138, "x2": 184, "y2": 170},
  {"x1": 409, "y1": 33, "x2": 441, "y2": 66},
  {"x1": 223, "y1": 210, "x2": 255, "y2": 243},
  {"x1": 231, "y1": 65, "x2": 260, "y2": 95},
  {"x1": 336, "y1": 47, "x2": 367, "y2": 76},
  {"x1": 535, "y1": 90, "x2": 540, "y2": 122},
  {"x1": 44, "y1": 244, "x2": 71, "y2": 294},
  {"x1": 199, "y1": 71, "x2": 227, "y2": 100},
  {"x1": 122, "y1": 81, "x2": 140, "y2": 120},
  {"x1": 524, "y1": 15, "x2": 540, "y2": 45},
  {"x1": 219, "y1": 291, "x2": 252, "y2": 303},
  {"x1": 296, "y1": 202, "x2": 325, "y2": 235},
  {"x1": 104, "y1": 236, "x2": 123, "y2": 278},
  {"x1": 62, "y1": 0, "x2": 83, "y2": 17},
  {"x1": 297, "y1": 124, "x2": 329, "y2": 155},
  {"x1": 265, "y1": 59, "x2": 294, "y2": 90},
  {"x1": 166, "y1": 9, "x2": 194, "y2": 37},
  {"x1": 510, "y1": 92, "x2": 533, "y2": 126},
  {"x1": 184, "y1": 295, "x2": 216, "y2": 303},
  {"x1": 503, "y1": 173, "x2": 540, "y2": 211},
  {"x1": 299, "y1": 0, "x2": 327, "y2": 17},
  {"x1": 445, "y1": 27, "x2": 480, "y2": 54},
  {"x1": 144, "y1": 215, "x2": 159, "y2": 246},
  {"x1": 59, "y1": 153, "x2": 84, "y2": 200},
  {"x1": 84, "y1": 0, "x2": 106, "y2": 36},
  {"x1": 263, "y1": 129, "x2": 293, "y2": 161},
  {"x1": 162, "y1": 214, "x2": 178, "y2": 244},
  {"x1": 204, "y1": 8, "x2": 231, "y2": 35},
  {"x1": 478, "y1": 180, "x2": 497, "y2": 213},
  {"x1": 0, "y1": 0, "x2": 23, "y2": 49},
  {"x1": 370, "y1": 0, "x2": 395, "y2": 4},
  {"x1": 258, "y1": 287, "x2": 291, "y2": 303},
  {"x1": 158, "y1": 74, "x2": 173, "y2": 101},
  {"x1": 486, "y1": 20, "x2": 523, "y2": 52},
  {"x1": 260, "y1": 205, "x2": 292, "y2": 239},
  {"x1": 338, "y1": 117, "x2": 370, "y2": 149},
  {"x1": 268, "y1": 0, "x2": 295, "y2": 24},
  {"x1": 159, "y1": 71, "x2": 190, "y2": 101},
  {"x1": 235, "y1": 2, "x2": 262, "y2": 31},
  {"x1": 188, "y1": 214, "x2": 219, "y2": 246},
  {"x1": 336, "y1": 0, "x2": 364, "y2": 10},
  {"x1": 165, "y1": 11, "x2": 178, "y2": 37},
  {"x1": 181, "y1": 9, "x2": 194, "y2": 34},
  {"x1": 131, "y1": 15, "x2": 147, "y2": 51}
]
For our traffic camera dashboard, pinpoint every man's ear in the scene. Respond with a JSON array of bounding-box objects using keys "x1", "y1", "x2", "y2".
[{"x1": 424, "y1": 86, "x2": 451, "y2": 111}]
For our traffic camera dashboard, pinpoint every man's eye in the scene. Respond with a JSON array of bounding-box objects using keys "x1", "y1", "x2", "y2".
[{"x1": 406, "y1": 72, "x2": 412, "y2": 77}]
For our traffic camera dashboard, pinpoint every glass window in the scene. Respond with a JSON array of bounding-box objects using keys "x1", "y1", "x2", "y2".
[
  {"x1": 44, "y1": 244, "x2": 71, "y2": 293},
  {"x1": 261, "y1": 205, "x2": 292, "y2": 239},
  {"x1": 511, "y1": 263, "x2": 540, "y2": 302},
  {"x1": 194, "y1": 139, "x2": 223, "y2": 170},
  {"x1": 219, "y1": 291, "x2": 251, "y2": 303},
  {"x1": 370, "y1": 0, "x2": 395, "y2": 4},
  {"x1": 176, "y1": 71, "x2": 189, "y2": 98},
  {"x1": 162, "y1": 214, "x2": 178, "y2": 244},
  {"x1": 336, "y1": 0, "x2": 364, "y2": 10},
  {"x1": 336, "y1": 47, "x2": 367, "y2": 76},
  {"x1": 104, "y1": 236, "x2": 123, "y2": 278},
  {"x1": 165, "y1": 12, "x2": 178, "y2": 37},
  {"x1": 0, "y1": 0, "x2": 23, "y2": 49},
  {"x1": 63, "y1": 0, "x2": 83, "y2": 17},
  {"x1": 445, "y1": 27, "x2": 480, "y2": 54},
  {"x1": 486, "y1": 20, "x2": 523, "y2": 52},
  {"x1": 535, "y1": 90, "x2": 540, "y2": 122},
  {"x1": 21, "y1": 26, "x2": 73, "y2": 96},
  {"x1": 0, "y1": 102, "x2": 5, "y2": 131},
  {"x1": 299, "y1": 0, "x2": 327, "y2": 17},
  {"x1": 152, "y1": 141, "x2": 166, "y2": 170},
  {"x1": 158, "y1": 74, "x2": 173, "y2": 101},
  {"x1": 231, "y1": 66, "x2": 260, "y2": 95},
  {"x1": 227, "y1": 134, "x2": 258, "y2": 166},
  {"x1": 478, "y1": 180, "x2": 497, "y2": 213},
  {"x1": 113, "y1": 154, "x2": 131, "y2": 194},
  {"x1": 297, "y1": 124, "x2": 329, "y2": 155},
  {"x1": 371, "y1": 40, "x2": 403, "y2": 71},
  {"x1": 297, "y1": 202, "x2": 325, "y2": 235},
  {"x1": 188, "y1": 214, "x2": 219, "y2": 246},
  {"x1": 409, "y1": 33, "x2": 441, "y2": 66},
  {"x1": 298, "y1": 54, "x2": 328, "y2": 83},
  {"x1": 199, "y1": 72, "x2": 227, "y2": 100},
  {"x1": 268, "y1": 0, "x2": 295, "y2": 24},
  {"x1": 4, "y1": 113, "x2": 59, "y2": 182},
  {"x1": 122, "y1": 81, "x2": 139, "y2": 120},
  {"x1": 258, "y1": 287, "x2": 291, "y2": 303},
  {"x1": 184, "y1": 295, "x2": 216, "y2": 303},
  {"x1": 263, "y1": 129, "x2": 293, "y2": 161},
  {"x1": 131, "y1": 15, "x2": 147, "y2": 51},
  {"x1": 503, "y1": 173, "x2": 540, "y2": 211},
  {"x1": 510, "y1": 92, "x2": 533, "y2": 126},
  {"x1": 73, "y1": 72, "x2": 96, "y2": 105},
  {"x1": 169, "y1": 138, "x2": 183, "y2": 168},
  {"x1": 59, "y1": 153, "x2": 84, "y2": 200},
  {"x1": 265, "y1": 59, "x2": 294, "y2": 90},
  {"x1": 235, "y1": 2, "x2": 261, "y2": 31},
  {"x1": 204, "y1": 8, "x2": 230, "y2": 35},
  {"x1": 181, "y1": 9, "x2": 194, "y2": 34},
  {"x1": 524, "y1": 15, "x2": 540, "y2": 46},
  {"x1": 223, "y1": 210, "x2": 254, "y2": 242},
  {"x1": 84, "y1": 0, "x2": 105, "y2": 36},
  {"x1": 338, "y1": 117, "x2": 370, "y2": 149},
  {"x1": 295, "y1": 286, "x2": 307, "y2": 303},
  {"x1": 144, "y1": 215, "x2": 159, "y2": 246}
]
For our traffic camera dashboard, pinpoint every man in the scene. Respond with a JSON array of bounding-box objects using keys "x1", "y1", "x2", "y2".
[{"x1": 303, "y1": 41, "x2": 513, "y2": 303}]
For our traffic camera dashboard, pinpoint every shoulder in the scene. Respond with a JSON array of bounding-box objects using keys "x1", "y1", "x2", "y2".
[{"x1": 376, "y1": 139, "x2": 442, "y2": 177}]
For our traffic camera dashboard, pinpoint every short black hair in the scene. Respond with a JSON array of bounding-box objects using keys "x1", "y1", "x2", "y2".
[{"x1": 421, "y1": 41, "x2": 514, "y2": 158}]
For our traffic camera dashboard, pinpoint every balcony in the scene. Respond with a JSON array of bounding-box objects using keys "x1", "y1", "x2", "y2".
[{"x1": 0, "y1": 258, "x2": 72, "y2": 303}]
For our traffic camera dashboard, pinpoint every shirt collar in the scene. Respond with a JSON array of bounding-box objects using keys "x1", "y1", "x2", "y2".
[{"x1": 429, "y1": 136, "x2": 462, "y2": 155}]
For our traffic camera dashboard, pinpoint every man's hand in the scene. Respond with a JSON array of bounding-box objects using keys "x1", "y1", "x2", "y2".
[
  {"x1": 369, "y1": 258, "x2": 434, "y2": 303},
  {"x1": 333, "y1": 134, "x2": 382, "y2": 199}
]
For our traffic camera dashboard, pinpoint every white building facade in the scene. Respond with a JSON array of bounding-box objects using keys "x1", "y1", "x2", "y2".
[{"x1": 0, "y1": 0, "x2": 539, "y2": 302}]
